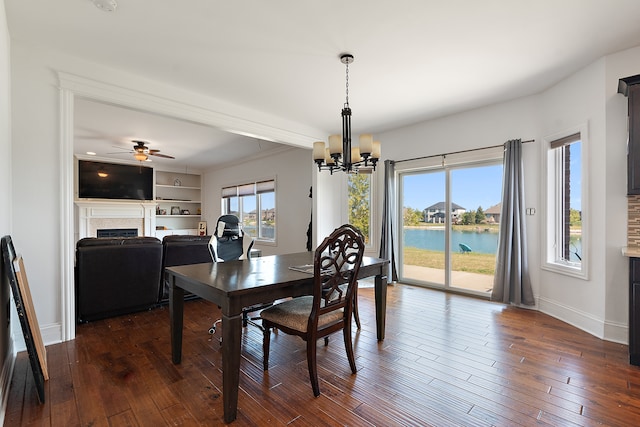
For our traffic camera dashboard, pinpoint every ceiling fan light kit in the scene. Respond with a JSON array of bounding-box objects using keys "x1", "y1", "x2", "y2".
[
  {"x1": 131, "y1": 140, "x2": 175, "y2": 162},
  {"x1": 313, "y1": 53, "x2": 381, "y2": 175},
  {"x1": 133, "y1": 152, "x2": 148, "y2": 162}
]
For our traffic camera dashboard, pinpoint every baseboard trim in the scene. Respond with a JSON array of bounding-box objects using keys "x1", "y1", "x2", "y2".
[
  {"x1": 538, "y1": 296, "x2": 628, "y2": 344},
  {"x1": 12, "y1": 322, "x2": 61, "y2": 353},
  {"x1": 604, "y1": 319, "x2": 629, "y2": 345}
]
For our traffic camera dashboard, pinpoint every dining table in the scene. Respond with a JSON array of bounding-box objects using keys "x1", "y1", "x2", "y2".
[{"x1": 167, "y1": 251, "x2": 389, "y2": 423}]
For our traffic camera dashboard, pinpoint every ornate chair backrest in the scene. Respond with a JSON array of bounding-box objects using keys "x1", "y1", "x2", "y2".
[{"x1": 309, "y1": 224, "x2": 365, "y2": 331}]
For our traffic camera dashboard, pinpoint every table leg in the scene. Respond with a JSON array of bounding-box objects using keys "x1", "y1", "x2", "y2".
[
  {"x1": 222, "y1": 311, "x2": 242, "y2": 423},
  {"x1": 374, "y1": 272, "x2": 388, "y2": 341},
  {"x1": 170, "y1": 276, "x2": 185, "y2": 364}
]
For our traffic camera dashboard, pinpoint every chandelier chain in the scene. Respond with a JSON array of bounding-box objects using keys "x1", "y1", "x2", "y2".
[{"x1": 345, "y1": 61, "x2": 350, "y2": 107}]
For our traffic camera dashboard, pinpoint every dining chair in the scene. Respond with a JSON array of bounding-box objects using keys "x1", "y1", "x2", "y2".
[{"x1": 261, "y1": 223, "x2": 365, "y2": 396}]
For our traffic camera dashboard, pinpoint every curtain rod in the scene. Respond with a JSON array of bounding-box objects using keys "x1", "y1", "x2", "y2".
[{"x1": 394, "y1": 139, "x2": 535, "y2": 164}]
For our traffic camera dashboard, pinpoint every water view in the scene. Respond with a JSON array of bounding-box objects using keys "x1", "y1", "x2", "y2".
[
  {"x1": 404, "y1": 227, "x2": 582, "y2": 261},
  {"x1": 404, "y1": 227, "x2": 498, "y2": 254}
]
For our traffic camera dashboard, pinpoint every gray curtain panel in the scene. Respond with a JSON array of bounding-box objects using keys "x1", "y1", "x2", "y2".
[
  {"x1": 380, "y1": 159, "x2": 398, "y2": 282},
  {"x1": 491, "y1": 139, "x2": 534, "y2": 305}
]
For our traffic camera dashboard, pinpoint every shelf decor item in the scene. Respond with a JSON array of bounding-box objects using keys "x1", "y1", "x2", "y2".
[
  {"x1": 171, "y1": 206, "x2": 180, "y2": 215},
  {"x1": 181, "y1": 209, "x2": 190, "y2": 215},
  {"x1": 198, "y1": 221, "x2": 207, "y2": 236},
  {"x1": 174, "y1": 178, "x2": 181, "y2": 186}
]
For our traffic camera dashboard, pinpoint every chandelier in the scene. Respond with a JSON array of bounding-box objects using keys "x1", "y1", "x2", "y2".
[{"x1": 313, "y1": 54, "x2": 381, "y2": 174}]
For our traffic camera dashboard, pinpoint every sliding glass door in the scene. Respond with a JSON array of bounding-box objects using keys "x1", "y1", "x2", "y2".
[
  {"x1": 449, "y1": 165, "x2": 503, "y2": 294},
  {"x1": 401, "y1": 171, "x2": 446, "y2": 285},
  {"x1": 399, "y1": 160, "x2": 503, "y2": 296}
]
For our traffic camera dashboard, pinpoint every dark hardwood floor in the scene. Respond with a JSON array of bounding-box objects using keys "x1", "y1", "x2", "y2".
[{"x1": 5, "y1": 283, "x2": 640, "y2": 426}]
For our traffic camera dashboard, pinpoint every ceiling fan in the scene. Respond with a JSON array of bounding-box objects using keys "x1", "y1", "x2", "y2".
[{"x1": 129, "y1": 140, "x2": 175, "y2": 162}]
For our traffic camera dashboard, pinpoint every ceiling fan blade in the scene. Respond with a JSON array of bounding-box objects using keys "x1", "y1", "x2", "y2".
[
  {"x1": 108, "y1": 146, "x2": 133, "y2": 152},
  {"x1": 149, "y1": 152, "x2": 175, "y2": 159}
]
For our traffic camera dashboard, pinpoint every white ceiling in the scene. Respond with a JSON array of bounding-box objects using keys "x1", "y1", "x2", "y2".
[
  {"x1": 6, "y1": 0, "x2": 640, "y2": 169},
  {"x1": 73, "y1": 98, "x2": 286, "y2": 170}
]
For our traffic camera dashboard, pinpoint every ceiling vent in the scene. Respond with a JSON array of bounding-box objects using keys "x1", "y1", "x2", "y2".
[{"x1": 91, "y1": 0, "x2": 117, "y2": 12}]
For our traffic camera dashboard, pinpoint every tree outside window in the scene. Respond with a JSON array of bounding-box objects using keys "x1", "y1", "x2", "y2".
[{"x1": 348, "y1": 173, "x2": 371, "y2": 244}]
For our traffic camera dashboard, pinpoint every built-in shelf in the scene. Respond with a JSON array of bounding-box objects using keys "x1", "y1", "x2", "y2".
[
  {"x1": 156, "y1": 184, "x2": 200, "y2": 190},
  {"x1": 155, "y1": 171, "x2": 202, "y2": 237}
]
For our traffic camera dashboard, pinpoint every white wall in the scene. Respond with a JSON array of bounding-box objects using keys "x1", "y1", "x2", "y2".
[
  {"x1": 10, "y1": 44, "x2": 64, "y2": 344},
  {"x1": 537, "y1": 59, "x2": 610, "y2": 337},
  {"x1": 0, "y1": 0, "x2": 13, "y2": 414},
  {"x1": 202, "y1": 147, "x2": 312, "y2": 256},
  {"x1": 312, "y1": 168, "x2": 345, "y2": 249}
]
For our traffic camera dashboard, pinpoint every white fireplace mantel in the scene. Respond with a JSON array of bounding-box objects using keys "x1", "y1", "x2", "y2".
[{"x1": 75, "y1": 200, "x2": 157, "y2": 240}]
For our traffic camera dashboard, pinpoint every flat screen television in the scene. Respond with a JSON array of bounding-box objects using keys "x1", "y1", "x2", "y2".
[{"x1": 78, "y1": 160, "x2": 154, "y2": 201}]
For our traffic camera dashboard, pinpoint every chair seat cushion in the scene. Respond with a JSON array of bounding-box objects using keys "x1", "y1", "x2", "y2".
[{"x1": 260, "y1": 296, "x2": 344, "y2": 333}]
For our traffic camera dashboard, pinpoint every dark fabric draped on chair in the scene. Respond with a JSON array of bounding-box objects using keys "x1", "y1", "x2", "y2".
[
  {"x1": 491, "y1": 139, "x2": 534, "y2": 305},
  {"x1": 380, "y1": 159, "x2": 398, "y2": 283}
]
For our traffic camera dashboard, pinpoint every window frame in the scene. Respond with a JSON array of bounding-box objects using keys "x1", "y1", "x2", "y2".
[
  {"x1": 542, "y1": 125, "x2": 589, "y2": 279},
  {"x1": 221, "y1": 178, "x2": 277, "y2": 244}
]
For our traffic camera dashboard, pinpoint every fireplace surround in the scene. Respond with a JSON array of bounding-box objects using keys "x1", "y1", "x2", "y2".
[{"x1": 75, "y1": 200, "x2": 156, "y2": 240}]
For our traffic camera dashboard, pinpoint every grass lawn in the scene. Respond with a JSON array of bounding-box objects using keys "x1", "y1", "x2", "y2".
[{"x1": 403, "y1": 246, "x2": 496, "y2": 275}]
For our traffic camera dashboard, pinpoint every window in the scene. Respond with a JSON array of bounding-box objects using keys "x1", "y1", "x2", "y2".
[
  {"x1": 222, "y1": 179, "x2": 276, "y2": 242},
  {"x1": 544, "y1": 130, "x2": 587, "y2": 278},
  {"x1": 348, "y1": 173, "x2": 372, "y2": 244}
]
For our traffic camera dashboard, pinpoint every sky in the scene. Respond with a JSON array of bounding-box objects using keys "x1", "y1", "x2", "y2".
[
  {"x1": 402, "y1": 142, "x2": 582, "y2": 213},
  {"x1": 402, "y1": 164, "x2": 504, "y2": 211},
  {"x1": 570, "y1": 142, "x2": 581, "y2": 210}
]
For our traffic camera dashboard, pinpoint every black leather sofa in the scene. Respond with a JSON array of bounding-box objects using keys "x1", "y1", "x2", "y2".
[
  {"x1": 75, "y1": 236, "x2": 163, "y2": 322},
  {"x1": 75, "y1": 235, "x2": 214, "y2": 322},
  {"x1": 159, "y1": 235, "x2": 212, "y2": 304}
]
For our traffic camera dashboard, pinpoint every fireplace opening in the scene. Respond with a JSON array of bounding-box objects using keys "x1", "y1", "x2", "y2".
[{"x1": 97, "y1": 228, "x2": 139, "y2": 238}]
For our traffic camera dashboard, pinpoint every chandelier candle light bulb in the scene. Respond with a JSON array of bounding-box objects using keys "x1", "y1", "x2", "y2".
[
  {"x1": 372, "y1": 141, "x2": 381, "y2": 159},
  {"x1": 313, "y1": 53, "x2": 381, "y2": 174},
  {"x1": 351, "y1": 147, "x2": 361, "y2": 162},
  {"x1": 325, "y1": 148, "x2": 336, "y2": 165},
  {"x1": 329, "y1": 134, "x2": 342, "y2": 155},
  {"x1": 313, "y1": 142, "x2": 325, "y2": 161},
  {"x1": 359, "y1": 134, "x2": 373, "y2": 155}
]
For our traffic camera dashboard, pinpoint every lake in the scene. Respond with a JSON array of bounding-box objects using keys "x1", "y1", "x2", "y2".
[
  {"x1": 404, "y1": 227, "x2": 582, "y2": 261},
  {"x1": 404, "y1": 228, "x2": 499, "y2": 254}
]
